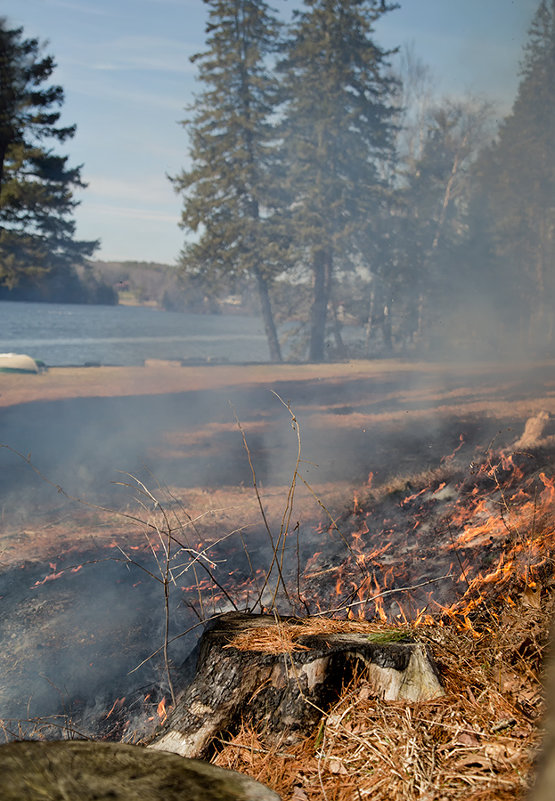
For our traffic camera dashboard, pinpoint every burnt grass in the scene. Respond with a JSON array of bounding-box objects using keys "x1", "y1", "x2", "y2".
[{"x1": 0, "y1": 544, "x2": 199, "y2": 740}]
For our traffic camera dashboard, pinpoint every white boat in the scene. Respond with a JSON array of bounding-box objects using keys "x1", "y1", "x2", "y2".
[{"x1": 0, "y1": 353, "x2": 41, "y2": 374}]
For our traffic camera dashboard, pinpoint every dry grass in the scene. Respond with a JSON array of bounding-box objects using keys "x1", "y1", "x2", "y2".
[
  {"x1": 208, "y1": 431, "x2": 555, "y2": 800},
  {"x1": 212, "y1": 593, "x2": 553, "y2": 800},
  {"x1": 0, "y1": 360, "x2": 420, "y2": 409},
  {"x1": 2, "y1": 358, "x2": 553, "y2": 412},
  {"x1": 0, "y1": 478, "x2": 353, "y2": 570}
]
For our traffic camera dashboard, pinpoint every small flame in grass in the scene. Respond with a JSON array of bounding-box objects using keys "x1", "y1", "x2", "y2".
[
  {"x1": 157, "y1": 697, "x2": 169, "y2": 724},
  {"x1": 308, "y1": 443, "x2": 555, "y2": 629},
  {"x1": 441, "y1": 433, "x2": 465, "y2": 464},
  {"x1": 33, "y1": 562, "x2": 84, "y2": 587},
  {"x1": 401, "y1": 487, "x2": 427, "y2": 506},
  {"x1": 105, "y1": 697, "x2": 126, "y2": 719},
  {"x1": 335, "y1": 574, "x2": 343, "y2": 596},
  {"x1": 539, "y1": 472, "x2": 555, "y2": 503}
]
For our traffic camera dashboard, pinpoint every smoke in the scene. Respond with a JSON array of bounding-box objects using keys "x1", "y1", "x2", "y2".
[
  {"x1": 0, "y1": 360, "x2": 552, "y2": 738},
  {"x1": 1, "y1": 365, "x2": 538, "y2": 516},
  {"x1": 0, "y1": 553, "x2": 196, "y2": 731}
]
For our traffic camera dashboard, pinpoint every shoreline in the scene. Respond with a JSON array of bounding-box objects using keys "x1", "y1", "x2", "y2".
[{"x1": 1, "y1": 357, "x2": 553, "y2": 410}]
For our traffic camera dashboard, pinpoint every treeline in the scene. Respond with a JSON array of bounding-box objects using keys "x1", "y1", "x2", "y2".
[
  {"x1": 0, "y1": 18, "x2": 113, "y2": 305},
  {"x1": 173, "y1": 0, "x2": 555, "y2": 361}
]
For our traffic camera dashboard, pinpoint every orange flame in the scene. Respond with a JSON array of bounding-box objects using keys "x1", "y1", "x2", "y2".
[
  {"x1": 105, "y1": 697, "x2": 125, "y2": 719},
  {"x1": 441, "y1": 433, "x2": 465, "y2": 463},
  {"x1": 539, "y1": 472, "x2": 555, "y2": 503},
  {"x1": 157, "y1": 697, "x2": 169, "y2": 724}
]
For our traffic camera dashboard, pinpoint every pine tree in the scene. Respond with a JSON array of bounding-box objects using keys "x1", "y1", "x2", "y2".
[
  {"x1": 278, "y1": 0, "x2": 398, "y2": 361},
  {"x1": 172, "y1": 0, "x2": 283, "y2": 362},
  {"x1": 475, "y1": 0, "x2": 555, "y2": 347},
  {"x1": 0, "y1": 19, "x2": 98, "y2": 295}
]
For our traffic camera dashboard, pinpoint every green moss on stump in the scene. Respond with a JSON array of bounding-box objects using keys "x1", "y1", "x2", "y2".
[{"x1": 364, "y1": 630, "x2": 412, "y2": 644}]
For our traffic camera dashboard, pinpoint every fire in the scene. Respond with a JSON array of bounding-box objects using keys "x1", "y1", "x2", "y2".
[
  {"x1": 335, "y1": 573, "x2": 343, "y2": 596},
  {"x1": 295, "y1": 439, "x2": 555, "y2": 632},
  {"x1": 157, "y1": 697, "x2": 169, "y2": 724},
  {"x1": 539, "y1": 471, "x2": 555, "y2": 503},
  {"x1": 32, "y1": 561, "x2": 85, "y2": 587},
  {"x1": 401, "y1": 487, "x2": 427, "y2": 506},
  {"x1": 105, "y1": 697, "x2": 126, "y2": 719},
  {"x1": 441, "y1": 433, "x2": 465, "y2": 463}
]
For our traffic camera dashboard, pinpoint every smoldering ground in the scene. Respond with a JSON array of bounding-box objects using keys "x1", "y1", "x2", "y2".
[
  {"x1": 0, "y1": 361, "x2": 554, "y2": 737},
  {"x1": 0, "y1": 556, "x2": 179, "y2": 722},
  {"x1": 1, "y1": 362, "x2": 549, "y2": 511}
]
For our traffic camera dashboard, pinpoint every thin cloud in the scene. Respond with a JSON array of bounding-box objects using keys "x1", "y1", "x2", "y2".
[
  {"x1": 64, "y1": 76, "x2": 186, "y2": 112},
  {"x1": 48, "y1": 0, "x2": 119, "y2": 17},
  {"x1": 83, "y1": 203, "x2": 179, "y2": 224},
  {"x1": 85, "y1": 175, "x2": 176, "y2": 206},
  {"x1": 86, "y1": 35, "x2": 196, "y2": 74}
]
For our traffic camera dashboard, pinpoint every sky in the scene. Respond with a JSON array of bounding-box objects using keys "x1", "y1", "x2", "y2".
[{"x1": 2, "y1": 0, "x2": 540, "y2": 264}]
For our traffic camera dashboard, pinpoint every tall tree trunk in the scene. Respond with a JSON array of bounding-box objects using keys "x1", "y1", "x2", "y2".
[
  {"x1": 253, "y1": 265, "x2": 282, "y2": 362},
  {"x1": 364, "y1": 284, "x2": 376, "y2": 357},
  {"x1": 0, "y1": 139, "x2": 7, "y2": 201},
  {"x1": 366, "y1": 276, "x2": 393, "y2": 356},
  {"x1": 309, "y1": 249, "x2": 332, "y2": 362},
  {"x1": 382, "y1": 299, "x2": 393, "y2": 354},
  {"x1": 416, "y1": 292, "x2": 426, "y2": 346},
  {"x1": 329, "y1": 295, "x2": 347, "y2": 359},
  {"x1": 535, "y1": 210, "x2": 550, "y2": 345}
]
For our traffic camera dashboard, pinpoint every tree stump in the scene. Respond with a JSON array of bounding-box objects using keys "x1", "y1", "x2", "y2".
[
  {"x1": 0, "y1": 740, "x2": 281, "y2": 801},
  {"x1": 149, "y1": 612, "x2": 443, "y2": 759}
]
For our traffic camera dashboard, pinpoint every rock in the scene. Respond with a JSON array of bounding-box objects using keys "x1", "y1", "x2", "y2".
[{"x1": 0, "y1": 740, "x2": 281, "y2": 801}]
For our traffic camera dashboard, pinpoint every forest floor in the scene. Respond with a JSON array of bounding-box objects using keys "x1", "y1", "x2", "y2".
[{"x1": 1, "y1": 357, "x2": 555, "y2": 798}]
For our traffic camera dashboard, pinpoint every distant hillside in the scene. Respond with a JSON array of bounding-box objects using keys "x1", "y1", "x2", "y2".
[
  {"x1": 86, "y1": 260, "x2": 254, "y2": 314},
  {"x1": 84, "y1": 260, "x2": 179, "y2": 308}
]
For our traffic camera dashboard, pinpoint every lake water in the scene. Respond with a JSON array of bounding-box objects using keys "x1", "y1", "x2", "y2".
[{"x1": 0, "y1": 301, "x2": 269, "y2": 366}]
